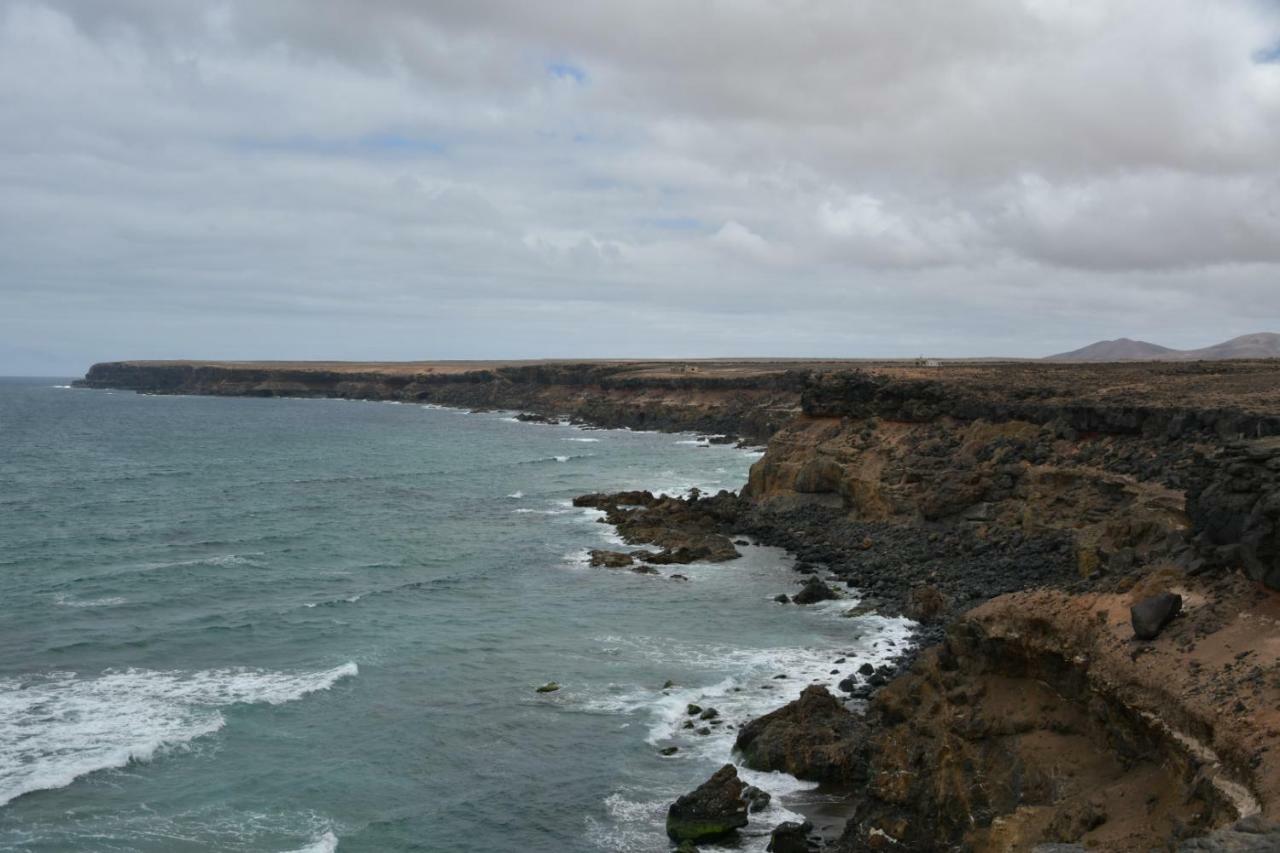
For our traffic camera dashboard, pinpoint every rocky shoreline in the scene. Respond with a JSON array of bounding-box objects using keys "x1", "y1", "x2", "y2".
[{"x1": 77, "y1": 358, "x2": 1280, "y2": 851}]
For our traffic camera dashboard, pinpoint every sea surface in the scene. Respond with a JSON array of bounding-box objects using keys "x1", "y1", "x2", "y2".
[{"x1": 0, "y1": 378, "x2": 911, "y2": 852}]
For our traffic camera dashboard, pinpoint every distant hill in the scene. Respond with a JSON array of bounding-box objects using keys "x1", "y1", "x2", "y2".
[
  {"x1": 1046, "y1": 338, "x2": 1178, "y2": 362},
  {"x1": 1047, "y1": 333, "x2": 1280, "y2": 362}
]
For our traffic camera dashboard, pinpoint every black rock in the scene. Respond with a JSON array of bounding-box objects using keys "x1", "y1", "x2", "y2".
[
  {"x1": 666, "y1": 764, "x2": 750, "y2": 842},
  {"x1": 742, "y1": 784, "x2": 771, "y2": 813},
  {"x1": 687, "y1": 704, "x2": 703, "y2": 716},
  {"x1": 774, "y1": 593, "x2": 791, "y2": 604},
  {"x1": 1131, "y1": 592, "x2": 1183, "y2": 640},
  {"x1": 660, "y1": 746, "x2": 679, "y2": 756},
  {"x1": 858, "y1": 662, "x2": 875, "y2": 675},
  {"x1": 792, "y1": 577, "x2": 837, "y2": 605},
  {"x1": 767, "y1": 820, "x2": 814, "y2": 853}
]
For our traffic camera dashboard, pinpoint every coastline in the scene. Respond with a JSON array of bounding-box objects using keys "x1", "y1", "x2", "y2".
[{"x1": 70, "y1": 359, "x2": 1280, "y2": 850}]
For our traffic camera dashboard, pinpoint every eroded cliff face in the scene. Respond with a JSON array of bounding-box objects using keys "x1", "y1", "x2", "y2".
[
  {"x1": 835, "y1": 573, "x2": 1280, "y2": 852},
  {"x1": 745, "y1": 368, "x2": 1280, "y2": 591},
  {"x1": 76, "y1": 360, "x2": 806, "y2": 444}
]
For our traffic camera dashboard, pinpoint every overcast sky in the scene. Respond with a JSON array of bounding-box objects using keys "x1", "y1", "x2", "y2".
[{"x1": 3, "y1": 1, "x2": 1280, "y2": 374}]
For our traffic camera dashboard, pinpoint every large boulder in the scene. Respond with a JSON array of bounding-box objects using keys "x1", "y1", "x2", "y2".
[
  {"x1": 589, "y1": 549, "x2": 633, "y2": 568},
  {"x1": 1131, "y1": 592, "x2": 1182, "y2": 640},
  {"x1": 734, "y1": 685, "x2": 866, "y2": 783},
  {"x1": 792, "y1": 577, "x2": 838, "y2": 605},
  {"x1": 665, "y1": 764, "x2": 750, "y2": 843},
  {"x1": 768, "y1": 820, "x2": 814, "y2": 853}
]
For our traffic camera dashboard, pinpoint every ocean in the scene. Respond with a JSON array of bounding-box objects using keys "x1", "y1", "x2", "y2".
[{"x1": 0, "y1": 378, "x2": 910, "y2": 852}]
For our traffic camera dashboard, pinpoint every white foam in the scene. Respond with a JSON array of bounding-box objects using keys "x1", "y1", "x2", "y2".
[
  {"x1": 285, "y1": 831, "x2": 339, "y2": 853},
  {"x1": 52, "y1": 594, "x2": 127, "y2": 608},
  {"x1": 51, "y1": 385, "x2": 73, "y2": 390},
  {"x1": 563, "y1": 437, "x2": 601, "y2": 442},
  {"x1": 0, "y1": 663, "x2": 358, "y2": 807},
  {"x1": 554, "y1": 455, "x2": 570, "y2": 463},
  {"x1": 507, "y1": 491, "x2": 524, "y2": 499}
]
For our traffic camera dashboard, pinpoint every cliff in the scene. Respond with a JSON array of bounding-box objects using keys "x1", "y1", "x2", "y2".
[
  {"x1": 78, "y1": 357, "x2": 1280, "y2": 849},
  {"x1": 75, "y1": 359, "x2": 811, "y2": 444}
]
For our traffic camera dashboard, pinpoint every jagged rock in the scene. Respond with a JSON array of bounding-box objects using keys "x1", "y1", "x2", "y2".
[
  {"x1": 734, "y1": 685, "x2": 866, "y2": 783},
  {"x1": 699, "y1": 707, "x2": 719, "y2": 720},
  {"x1": 1131, "y1": 592, "x2": 1182, "y2": 640},
  {"x1": 767, "y1": 820, "x2": 813, "y2": 853},
  {"x1": 742, "y1": 784, "x2": 771, "y2": 813},
  {"x1": 773, "y1": 593, "x2": 791, "y2": 604},
  {"x1": 630, "y1": 564, "x2": 660, "y2": 575},
  {"x1": 687, "y1": 704, "x2": 702, "y2": 716},
  {"x1": 535, "y1": 682, "x2": 560, "y2": 693},
  {"x1": 792, "y1": 577, "x2": 837, "y2": 605},
  {"x1": 589, "y1": 549, "x2": 633, "y2": 568},
  {"x1": 665, "y1": 764, "x2": 749, "y2": 843},
  {"x1": 660, "y1": 746, "x2": 679, "y2": 756}
]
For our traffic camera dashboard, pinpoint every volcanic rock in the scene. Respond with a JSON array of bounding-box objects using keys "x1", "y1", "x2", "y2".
[
  {"x1": 1131, "y1": 592, "x2": 1182, "y2": 640},
  {"x1": 767, "y1": 820, "x2": 813, "y2": 853},
  {"x1": 588, "y1": 549, "x2": 633, "y2": 568},
  {"x1": 792, "y1": 577, "x2": 837, "y2": 605},
  {"x1": 734, "y1": 685, "x2": 866, "y2": 783},
  {"x1": 665, "y1": 764, "x2": 749, "y2": 843}
]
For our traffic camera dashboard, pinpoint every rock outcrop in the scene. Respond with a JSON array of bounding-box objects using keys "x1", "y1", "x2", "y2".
[
  {"x1": 666, "y1": 764, "x2": 750, "y2": 843},
  {"x1": 734, "y1": 685, "x2": 867, "y2": 783},
  {"x1": 833, "y1": 576, "x2": 1280, "y2": 852}
]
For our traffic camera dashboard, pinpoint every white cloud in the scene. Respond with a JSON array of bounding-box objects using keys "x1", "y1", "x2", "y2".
[{"x1": 2, "y1": 0, "x2": 1279, "y2": 373}]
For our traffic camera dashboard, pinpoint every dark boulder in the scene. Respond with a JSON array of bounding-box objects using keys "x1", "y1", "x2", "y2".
[
  {"x1": 1131, "y1": 592, "x2": 1182, "y2": 640},
  {"x1": 734, "y1": 685, "x2": 866, "y2": 783},
  {"x1": 589, "y1": 549, "x2": 633, "y2": 568},
  {"x1": 792, "y1": 577, "x2": 838, "y2": 605},
  {"x1": 767, "y1": 820, "x2": 814, "y2": 853},
  {"x1": 665, "y1": 764, "x2": 750, "y2": 843},
  {"x1": 742, "y1": 784, "x2": 771, "y2": 813}
]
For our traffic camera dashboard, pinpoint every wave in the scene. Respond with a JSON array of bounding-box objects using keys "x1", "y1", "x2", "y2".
[
  {"x1": 52, "y1": 594, "x2": 127, "y2": 608},
  {"x1": 285, "y1": 831, "x2": 340, "y2": 853},
  {"x1": 507, "y1": 491, "x2": 524, "y2": 499},
  {"x1": 520, "y1": 454, "x2": 594, "y2": 465},
  {"x1": 0, "y1": 663, "x2": 358, "y2": 807},
  {"x1": 562, "y1": 437, "x2": 600, "y2": 443}
]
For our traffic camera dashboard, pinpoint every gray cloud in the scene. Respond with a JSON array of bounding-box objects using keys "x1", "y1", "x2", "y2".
[{"x1": 2, "y1": 0, "x2": 1279, "y2": 374}]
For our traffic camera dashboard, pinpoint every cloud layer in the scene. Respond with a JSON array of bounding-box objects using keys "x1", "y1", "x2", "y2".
[{"x1": 2, "y1": 1, "x2": 1279, "y2": 373}]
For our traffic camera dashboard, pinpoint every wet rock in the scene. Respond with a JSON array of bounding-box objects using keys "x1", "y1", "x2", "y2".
[
  {"x1": 665, "y1": 764, "x2": 749, "y2": 843},
  {"x1": 535, "y1": 682, "x2": 560, "y2": 693},
  {"x1": 630, "y1": 564, "x2": 660, "y2": 575},
  {"x1": 792, "y1": 577, "x2": 838, "y2": 605},
  {"x1": 699, "y1": 708, "x2": 719, "y2": 720},
  {"x1": 773, "y1": 593, "x2": 791, "y2": 604},
  {"x1": 767, "y1": 820, "x2": 813, "y2": 853},
  {"x1": 1131, "y1": 592, "x2": 1182, "y2": 640},
  {"x1": 589, "y1": 549, "x2": 633, "y2": 568},
  {"x1": 687, "y1": 704, "x2": 703, "y2": 716},
  {"x1": 734, "y1": 685, "x2": 867, "y2": 783},
  {"x1": 660, "y1": 746, "x2": 679, "y2": 756},
  {"x1": 742, "y1": 784, "x2": 771, "y2": 813}
]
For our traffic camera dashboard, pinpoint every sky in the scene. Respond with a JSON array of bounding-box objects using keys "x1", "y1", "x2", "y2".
[{"x1": 2, "y1": 1, "x2": 1280, "y2": 375}]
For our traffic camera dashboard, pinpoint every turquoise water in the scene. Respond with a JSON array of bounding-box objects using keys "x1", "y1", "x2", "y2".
[{"x1": 0, "y1": 379, "x2": 910, "y2": 852}]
